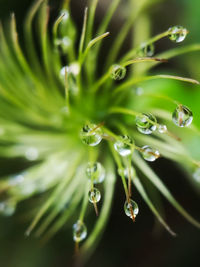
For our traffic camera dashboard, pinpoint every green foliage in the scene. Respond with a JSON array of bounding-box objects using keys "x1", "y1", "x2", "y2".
[{"x1": 0, "y1": 0, "x2": 200, "y2": 262}]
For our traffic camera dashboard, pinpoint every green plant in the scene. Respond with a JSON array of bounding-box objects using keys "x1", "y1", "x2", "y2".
[{"x1": 0, "y1": 0, "x2": 200, "y2": 262}]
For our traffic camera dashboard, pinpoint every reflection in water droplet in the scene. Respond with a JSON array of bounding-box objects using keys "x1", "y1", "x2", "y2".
[
  {"x1": 114, "y1": 135, "x2": 134, "y2": 157},
  {"x1": 80, "y1": 123, "x2": 103, "y2": 146},
  {"x1": 136, "y1": 113, "x2": 157, "y2": 134},
  {"x1": 172, "y1": 105, "x2": 193, "y2": 127},
  {"x1": 141, "y1": 145, "x2": 160, "y2": 162},
  {"x1": 73, "y1": 220, "x2": 87, "y2": 242},
  {"x1": 168, "y1": 26, "x2": 188, "y2": 43},
  {"x1": 110, "y1": 64, "x2": 126, "y2": 80},
  {"x1": 124, "y1": 199, "x2": 139, "y2": 218},
  {"x1": 88, "y1": 188, "x2": 101, "y2": 203},
  {"x1": 139, "y1": 42, "x2": 155, "y2": 56}
]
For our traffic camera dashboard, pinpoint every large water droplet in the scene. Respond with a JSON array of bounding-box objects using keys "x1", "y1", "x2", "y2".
[
  {"x1": 158, "y1": 124, "x2": 167, "y2": 134},
  {"x1": 141, "y1": 145, "x2": 160, "y2": 162},
  {"x1": 80, "y1": 123, "x2": 103, "y2": 146},
  {"x1": 86, "y1": 162, "x2": 105, "y2": 184},
  {"x1": 110, "y1": 64, "x2": 126, "y2": 80},
  {"x1": 172, "y1": 105, "x2": 193, "y2": 127},
  {"x1": 193, "y1": 168, "x2": 200, "y2": 183},
  {"x1": 139, "y1": 43, "x2": 155, "y2": 57},
  {"x1": 136, "y1": 113, "x2": 157, "y2": 134},
  {"x1": 168, "y1": 26, "x2": 188, "y2": 43},
  {"x1": 124, "y1": 199, "x2": 139, "y2": 218},
  {"x1": 114, "y1": 135, "x2": 134, "y2": 157},
  {"x1": 88, "y1": 188, "x2": 101, "y2": 203},
  {"x1": 73, "y1": 220, "x2": 87, "y2": 242}
]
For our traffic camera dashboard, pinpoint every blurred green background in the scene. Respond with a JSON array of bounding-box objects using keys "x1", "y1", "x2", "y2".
[{"x1": 0, "y1": 0, "x2": 200, "y2": 266}]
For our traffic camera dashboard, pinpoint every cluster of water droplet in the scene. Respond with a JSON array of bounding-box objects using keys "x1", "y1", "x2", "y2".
[
  {"x1": 114, "y1": 135, "x2": 134, "y2": 157},
  {"x1": 80, "y1": 123, "x2": 103, "y2": 146},
  {"x1": 110, "y1": 64, "x2": 127, "y2": 81},
  {"x1": 73, "y1": 220, "x2": 87, "y2": 242},
  {"x1": 124, "y1": 199, "x2": 139, "y2": 219},
  {"x1": 172, "y1": 105, "x2": 193, "y2": 127},
  {"x1": 168, "y1": 26, "x2": 188, "y2": 43},
  {"x1": 136, "y1": 113, "x2": 157, "y2": 134},
  {"x1": 140, "y1": 145, "x2": 160, "y2": 162}
]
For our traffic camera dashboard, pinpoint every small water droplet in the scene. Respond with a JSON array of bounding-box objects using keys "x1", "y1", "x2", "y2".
[
  {"x1": 141, "y1": 145, "x2": 160, "y2": 162},
  {"x1": 60, "y1": 9, "x2": 69, "y2": 22},
  {"x1": 124, "y1": 199, "x2": 139, "y2": 218},
  {"x1": 168, "y1": 26, "x2": 188, "y2": 43},
  {"x1": 135, "y1": 87, "x2": 144, "y2": 96},
  {"x1": 172, "y1": 105, "x2": 193, "y2": 127},
  {"x1": 88, "y1": 188, "x2": 101, "y2": 203},
  {"x1": 0, "y1": 200, "x2": 16, "y2": 216},
  {"x1": 73, "y1": 220, "x2": 87, "y2": 242},
  {"x1": 80, "y1": 123, "x2": 103, "y2": 146},
  {"x1": 193, "y1": 168, "x2": 200, "y2": 183},
  {"x1": 25, "y1": 147, "x2": 39, "y2": 161},
  {"x1": 136, "y1": 113, "x2": 157, "y2": 134},
  {"x1": 118, "y1": 166, "x2": 136, "y2": 179},
  {"x1": 114, "y1": 135, "x2": 134, "y2": 157},
  {"x1": 139, "y1": 43, "x2": 155, "y2": 57},
  {"x1": 9, "y1": 173, "x2": 25, "y2": 186},
  {"x1": 110, "y1": 64, "x2": 126, "y2": 80},
  {"x1": 86, "y1": 162, "x2": 105, "y2": 184},
  {"x1": 55, "y1": 36, "x2": 72, "y2": 53},
  {"x1": 158, "y1": 124, "x2": 167, "y2": 133}
]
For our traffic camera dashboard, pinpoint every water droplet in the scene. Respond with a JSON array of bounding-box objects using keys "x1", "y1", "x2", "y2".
[
  {"x1": 158, "y1": 124, "x2": 167, "y2": 133},
  {"x1": 141, "y1": 145, "x2": 160, "y2": 162},
  {"x1": 86, "y1": 162, "x2": 105, "y2": 184},
  {"x1": 118, "y1": 166, "x2": 136, "y2": 179},
  {"x1": 168, "y1": 26, "x2": 188, "y2": 43},
  {"x1": 135, "y1": 87, "x2": 144, "y2": 96},
  {"x1": 136, "y1": 113, "x2": 157, "y2": 134},
  {"x1": 55, "y1": 36, "x2": 72, "y2": 53},
  {"x1": 25, "y1": 147, "x2": 39, "y2": 161},
  {"x1": 80, "y1": 123, "x2": 103, "y2": 146},
  {"x1": 0, "y1": 200, "x2": 16, "y2": 216},
  {"x1": 172, "y1": 105, "x2": 193, "y2": 127},
  {"x1": 9, "y1": 173, "x2": 25, "y2": 186},
  {"x1": 139, "y1": 43, "x2": 155, "y2": 57},
  {"x1": 110, "y1": 64, "x2": 126, "y2": 81},
  {"x1": 124, "y1": 199, "x2": 139, "y2": 218},
  {"x1": 114, "y1": 135, "x2": 134, "y2": 157},
  {"x1": 193, "y1": 168, "x2": 200, "y2": 183},
  {"x1": 73, "y1": 220, "x2": 87, "y2": 242},
  {"x1": 60, "y1": 9, "x2": 69, "y2": 22},
  {"x1": 88, "y1": 188, "x2": 101, "y2": 203}
]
